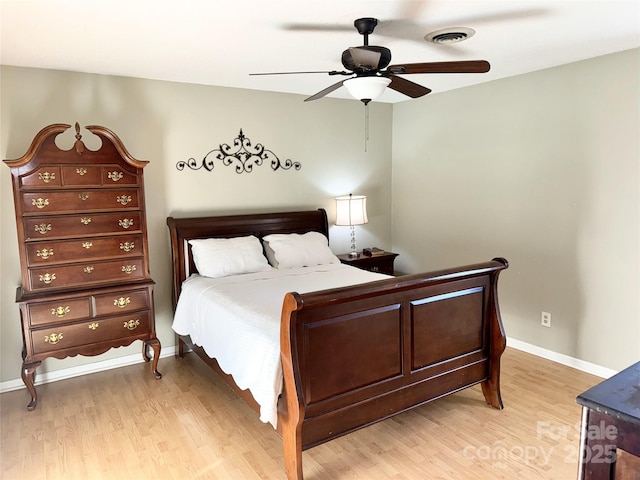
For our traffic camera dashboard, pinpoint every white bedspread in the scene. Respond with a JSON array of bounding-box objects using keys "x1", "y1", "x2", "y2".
[{"x1": 171, "y1": 263, "x2": 389, "y2": 428}]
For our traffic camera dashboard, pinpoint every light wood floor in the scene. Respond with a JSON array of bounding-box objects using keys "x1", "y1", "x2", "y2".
[{"x1": 1, "y1": 347, "x2": 601, "y2": 479}]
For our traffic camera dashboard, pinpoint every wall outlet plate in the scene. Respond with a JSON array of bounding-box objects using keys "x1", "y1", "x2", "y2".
[{"x1": 541, "y1": 311, "x2": 551, "y2": 327}]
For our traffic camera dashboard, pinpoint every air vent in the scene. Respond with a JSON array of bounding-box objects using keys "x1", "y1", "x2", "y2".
[{"x1": 425, "y1": 27, "x2": 475, "y2": 44}]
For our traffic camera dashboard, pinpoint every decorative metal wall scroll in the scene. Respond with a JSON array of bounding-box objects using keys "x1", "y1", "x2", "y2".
[{"x1": 176, "y1": 129, "x2": 301, "y2": 174}]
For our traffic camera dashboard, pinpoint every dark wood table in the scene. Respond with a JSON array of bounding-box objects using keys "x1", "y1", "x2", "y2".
[{"x1": 576, "y1": 361, "x2": 640, "y2": 479}]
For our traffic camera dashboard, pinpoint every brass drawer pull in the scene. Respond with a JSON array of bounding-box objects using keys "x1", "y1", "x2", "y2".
[
  {"x1": 120, "y1": 241, "x2": 135, "y2": 252},
  {"x1": 83, "y1": 266, "x2": 94, "y2": 274},
  {"x1": 44, "y1": 333, "x2": 63, "y2": 344},
  {"x1": 108, "y1": 171, "x2": 123, "y2": 182},
  {"x1": 76, "y1": 168, "x2": 87, "y2": 176},
  {"x1": 39, "y1": 273, "x2": 56, "y2": 284},
  {"x1": 39, "y1": 172, "x2": 56, "y2": 183},
  {"x1": 88, "y1": 323, "x2": 99, "y2": 331},
  {"x1": 118, "y1": 218, "x2": 134, "y2": 229},
  {"x1": 114, "y1": 297, "x2": 131, "y2": 308},
  {"x1": 116, "y1": 195, "x2": 131, "y2": 206},
  {"x1": 37, "y1": 248, "x2": 54, "y2": 260},
  {"x1": 51, "y1": 306, "x2": 70, "y2": 317},
  {"x1": 82, "y1": 242, "x2": 93, "y2": 249},
  {"x1": 80, "y1": 217, "x2": 92, "y2": 225},
  {"x1": 32, "y1": 198, "x2": 49, "y2": 209},
  {"x1": 121, "y1": 265, "x2": 137, "y2": 275},
  {"x1": 123, "y1": 319, "x2": 140, "y2": 330},
  {"x1": 34, "y1": 223, "x2": 52, "y2": 235},
  {"x1": 78, "y1": 193, "x2": 90, "y2": 201}
]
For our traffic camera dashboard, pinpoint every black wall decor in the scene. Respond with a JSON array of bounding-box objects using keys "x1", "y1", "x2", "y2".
[{"x1": 176, "y1": 129, "x2": 301, "y2": 174}]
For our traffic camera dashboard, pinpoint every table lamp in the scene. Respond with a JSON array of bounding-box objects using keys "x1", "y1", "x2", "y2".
[{"x1": 335, "y1": 193, "x2": 368, "y2": 257}]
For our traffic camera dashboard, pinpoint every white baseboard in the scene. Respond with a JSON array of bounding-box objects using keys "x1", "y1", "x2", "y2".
[
  {"x1": 1, "y1": 339, "x2": 616, "y2": 394},
  {"x1": 507, "y1": 337, "x2": 617, "y2": 379},
  {"x1": 0, "y1": 345, "x2": 176, "y2": 394}
]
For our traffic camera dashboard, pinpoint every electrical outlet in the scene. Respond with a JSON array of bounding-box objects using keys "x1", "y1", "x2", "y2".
[{"x1": 541, "y1": 311, "x2": 551, "y2": 327}]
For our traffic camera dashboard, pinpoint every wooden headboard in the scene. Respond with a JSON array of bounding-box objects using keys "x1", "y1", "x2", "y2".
[{"x1": 166, "y1": 209, "x2": 329, "y2": 310}]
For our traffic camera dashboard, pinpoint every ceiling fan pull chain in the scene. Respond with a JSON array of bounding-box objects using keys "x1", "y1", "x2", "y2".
[{"x1": 364, "y1": 103, "x2": 369, "y2": 152}]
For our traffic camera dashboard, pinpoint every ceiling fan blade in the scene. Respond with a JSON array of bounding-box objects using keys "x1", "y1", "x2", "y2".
[
  {"x1": 387, "y1": 60, "x2": 490, "y2": 74},
  {"x1": 304, "y1": 79, "x2": 347, "y2": 102},
  {"x1": 250, "y1": 70, "x2": 348, "y2": 76},
  {"x1": 387, "y1": 75, "x2": 431, "y2": 98},
  {"x1": 347, "y1": 47, "x2": 381, "y2": 69},
  {"x1": 280, "y1": 23, "x2": 352, "y2": 32}
]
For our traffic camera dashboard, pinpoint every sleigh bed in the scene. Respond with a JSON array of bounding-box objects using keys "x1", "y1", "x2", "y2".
[{"x1": 167, "y1": 208, "x2": 508, "y2": 480}]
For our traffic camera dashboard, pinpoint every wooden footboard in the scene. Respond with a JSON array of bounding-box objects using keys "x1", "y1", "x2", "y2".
[{"x1": 279, "y1": 258, "x2": 508, "y2": 480}]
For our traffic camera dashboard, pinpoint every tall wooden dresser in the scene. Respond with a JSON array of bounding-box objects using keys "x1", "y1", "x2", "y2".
[{"x1": 3, "y1": 123, "x2": 161, "y2": 410}]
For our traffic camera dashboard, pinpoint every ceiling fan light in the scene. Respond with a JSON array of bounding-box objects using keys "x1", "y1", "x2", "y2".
[{"x1": 344, "y1": 76, "x2": 391, "y2": 103}]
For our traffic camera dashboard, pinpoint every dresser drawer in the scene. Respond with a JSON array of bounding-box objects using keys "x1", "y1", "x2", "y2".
[
  {"x1": 28, "y1": 257, "x2": 147, "y2": 291},
  {"x1": 24, "y1": 212, "x2": 142, "y2": 240},
  {"x1": 26, "y1": 297, "x2": 91, "y2": 327},
  {"x1": 21, "y1": 189, "x2": 140, "y2": 214},
  {"x1": 60, "y1": 166, "x2": 102, "y2": 186},
  {"x1": 30, "y1": 311, "x2": 151, "y2": 355},
  {"x1": 94, "y1": 287, "x2": 151, "y2": 316},
  {"x1": 99, "y1": 166, "x2": 138, "y2": 186},
  {"x1": 19, "y1": 166, "x2": 62, "y2": 188},
  {"x1": 26, "y1": 234, "x2": 144, "y2": 265}
]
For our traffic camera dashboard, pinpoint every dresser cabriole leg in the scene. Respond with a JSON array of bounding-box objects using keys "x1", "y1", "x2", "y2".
[
  {"x1": 22, "y1": 361, "x2": 41, "y2": 411},
  {"x1": 143, "y1": 338, "x2": 162, "y2": 379},
  {"x1": 142, "y1": 340, "x2": 152, "y2": 362}
]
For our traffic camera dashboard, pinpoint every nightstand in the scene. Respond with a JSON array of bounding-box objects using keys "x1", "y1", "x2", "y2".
[{"x1": 337, "y1": 252, "x2": 399, "y2": 275}]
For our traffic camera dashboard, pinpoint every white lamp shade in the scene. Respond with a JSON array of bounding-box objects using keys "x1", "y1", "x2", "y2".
[
  {"x1": 335, "y1": 194, "x2": 368, "y2": 226},
  {"x1": 343, "y1": 76, "x2": 391, "y2": 102}
]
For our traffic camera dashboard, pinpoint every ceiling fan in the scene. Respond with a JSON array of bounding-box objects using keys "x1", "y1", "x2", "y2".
[{"x1": 251, "y1": 17, "x2": 490, "y2": 104}]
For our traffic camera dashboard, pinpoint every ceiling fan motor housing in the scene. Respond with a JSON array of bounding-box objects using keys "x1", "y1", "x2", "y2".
[{"x1": 342, "y1": 46, "x2": 392, "y2": 72}]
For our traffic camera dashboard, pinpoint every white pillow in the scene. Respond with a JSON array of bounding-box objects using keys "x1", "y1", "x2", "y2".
[
  {"x1": 262, "y1": 231, "x2": 340, "y2": 269},
  {"x1": 188, "y1": 235, "x2": 271, "y2": 278}
]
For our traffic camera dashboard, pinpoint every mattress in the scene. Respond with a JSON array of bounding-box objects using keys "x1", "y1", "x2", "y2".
[{"x1": 171, "y1": 262, "x2": 390, "y2": 428}]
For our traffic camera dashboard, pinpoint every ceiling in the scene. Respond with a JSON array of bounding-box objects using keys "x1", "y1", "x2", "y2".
[{"x1": 1, "y1": 1, "x2": 639, "y2": 103}]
